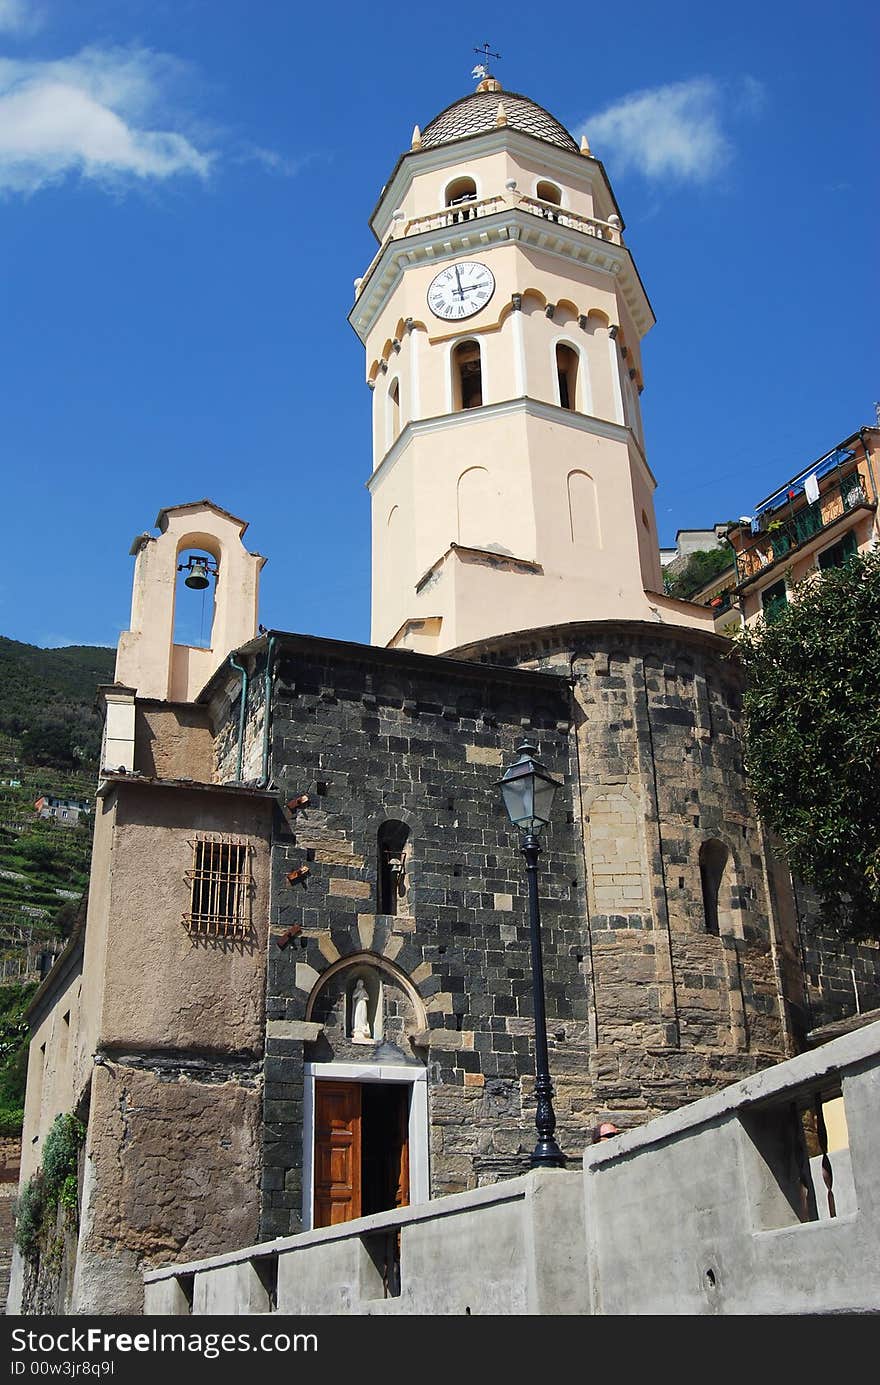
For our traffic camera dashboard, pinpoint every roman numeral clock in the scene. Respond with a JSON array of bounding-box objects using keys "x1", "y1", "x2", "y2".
[{"x1": 427, "y1": 261, "x2": 495, "y2": 320}]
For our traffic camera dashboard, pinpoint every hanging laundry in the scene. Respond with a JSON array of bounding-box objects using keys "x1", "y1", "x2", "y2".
[{"x1": 804, "y1": 473, "x2": 820, "y2": 504}]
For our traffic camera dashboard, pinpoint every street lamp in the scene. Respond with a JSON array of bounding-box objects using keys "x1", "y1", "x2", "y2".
[{"x1": 497, "y1": 739, "x2": 566, "y2": 1169}]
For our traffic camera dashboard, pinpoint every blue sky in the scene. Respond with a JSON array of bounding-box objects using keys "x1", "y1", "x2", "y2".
[{"x1": 0, "y1": 0, "x2": 876, "y2": 650}]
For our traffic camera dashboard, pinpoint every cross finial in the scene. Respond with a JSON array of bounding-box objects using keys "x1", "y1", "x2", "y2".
[{"x1": 472, "y1": 41, "x2": 501, "y2": 82}]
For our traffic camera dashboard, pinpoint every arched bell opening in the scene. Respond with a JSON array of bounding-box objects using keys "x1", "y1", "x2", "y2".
[
  {"x1": 452, "y1": 339, "x2": 483, "y2": 410},
  {"x1": 173, "y1": 544, "x2": 219, "y2": 650}
]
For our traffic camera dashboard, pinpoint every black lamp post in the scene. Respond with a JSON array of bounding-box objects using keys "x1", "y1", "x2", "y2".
[{"x1": 497, "y1": 739, "x2": 566, "y2": 1169}]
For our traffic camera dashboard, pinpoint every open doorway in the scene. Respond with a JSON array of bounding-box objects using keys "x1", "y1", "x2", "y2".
[{"x1": 313, "y1": 1079, "x2": 410, "y2": 1229}]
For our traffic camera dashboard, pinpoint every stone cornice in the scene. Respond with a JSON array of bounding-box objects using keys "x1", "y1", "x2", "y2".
[
  {"x1": 350, "y1": 205, "x2": 654, "y2": 345},
  {"x1": 366, "y1": 396, "x2": 654, "y2": 493}
]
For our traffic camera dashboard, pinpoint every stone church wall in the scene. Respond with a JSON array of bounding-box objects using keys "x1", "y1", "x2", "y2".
[
  {"x1": 251, "y1": 638, "x2": 583, "y2": 1237},
  {"x1": 235, "y1": 627, "x2": 797, "y2": 1239},
  {"x1": 457, "y1": 622, "x2": 795, "y2": 1121},
  {"x1": 792, "y1": 876, "x2": 880, "y2": 1030}
]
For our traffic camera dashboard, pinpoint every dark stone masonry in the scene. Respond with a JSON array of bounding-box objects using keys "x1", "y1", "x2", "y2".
[{"x1": 203, "y1": 621, "x2": 865, "y2": 1239}]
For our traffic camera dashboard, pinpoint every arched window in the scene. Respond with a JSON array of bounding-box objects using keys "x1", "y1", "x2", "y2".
[
  {"x1": 388, "y1": 378, "x2": 401, "y2": 444},
  {"x1": 452, "y1": 340, "x2": 483, "y2": 410},
  {"x1": 699, "y1": 839, "x2": 729, "y2": 935},
  {"x1": 445, "y1": 176, "x2": 477, "y2": 222},
  {"x1": 536, "y1": 180, "x2": 562, "y2": 219},
  {"x1": 378, "y1": 820, "x2": 410, "y2": 916},
  {"x1": 556, "y1": 343, "x2": 579, "y2": 411}
]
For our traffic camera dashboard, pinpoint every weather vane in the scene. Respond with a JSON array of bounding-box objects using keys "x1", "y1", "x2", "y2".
[{"x1": 472, "y1": 42, "x2": 501, "y2": 83}]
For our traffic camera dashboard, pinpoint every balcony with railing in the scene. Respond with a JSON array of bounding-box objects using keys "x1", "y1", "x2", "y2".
[
  {"x1": 400, "y1": 192, "x2": 622, "y2": 244},
  {"x1": 355, "y1": 193, "x2": 623, "y2": 300},
  {"x1": 731, "y1": 446, "x2": 875, "y2": 587}
]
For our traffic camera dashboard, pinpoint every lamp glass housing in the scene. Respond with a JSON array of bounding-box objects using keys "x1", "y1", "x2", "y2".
[{"x1": 498, "y1": 742, "x2": 561, "y2": 833}]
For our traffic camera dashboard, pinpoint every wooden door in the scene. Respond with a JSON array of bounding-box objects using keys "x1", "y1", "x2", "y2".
[
  {"x1": 393, "y1": 1086, "x2": 410, "y2": 1210},
  {"x1": 313, "y1": 1081, "x2": 361, "y2": 1228}
]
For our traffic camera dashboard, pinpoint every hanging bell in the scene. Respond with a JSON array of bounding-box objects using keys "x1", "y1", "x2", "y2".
[{"x1": 184, "y1": 559, "x2": 210, "y2": 590}]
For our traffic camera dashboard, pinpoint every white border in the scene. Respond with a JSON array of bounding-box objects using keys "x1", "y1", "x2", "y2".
[{"x1": 302, "y1": 1061, "x2": 430, "y2": 1231}]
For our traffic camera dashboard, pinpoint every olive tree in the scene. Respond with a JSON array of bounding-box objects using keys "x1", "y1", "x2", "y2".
[{"x1": 735, "y1": 549, "x2": 880, "y2": 941}]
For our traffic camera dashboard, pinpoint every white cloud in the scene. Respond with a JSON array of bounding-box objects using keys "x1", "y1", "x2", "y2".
[
  {"x1": 0, "y1": 0, "x2": 43, "y2": 35},
  {"x1": 0, "y1": 46, "x2": 214, "y2": 194},
  {"x1": 578, "y1": 77, "x2": 760, "y2": 185}
]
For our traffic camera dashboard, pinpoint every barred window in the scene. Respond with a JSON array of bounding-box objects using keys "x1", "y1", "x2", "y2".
[{"x1": 184, "y1": 835, "x2": 252, "y2": 939}]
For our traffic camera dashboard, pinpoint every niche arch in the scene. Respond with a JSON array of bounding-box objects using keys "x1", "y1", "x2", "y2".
[
  {"x1": 567, "y1": 470, "x2": 601, "y2": 548},
  {"x1": 535, "y1": 178, "x2": 562, "y2": 206},
  {"x1": 699, "y1": 839, "x2": 741, "y2": 938},
  {"x1": 305, "y1": 951, "x2": 429, "y2": 1035},
  {"x1": 457, "y1": 466, "x2": 491, "y2": 548}
]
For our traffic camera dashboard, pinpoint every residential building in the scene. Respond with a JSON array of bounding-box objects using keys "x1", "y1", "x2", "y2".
[{"x1": 727, "y1": 429, "x2": 879, "y2": 625}]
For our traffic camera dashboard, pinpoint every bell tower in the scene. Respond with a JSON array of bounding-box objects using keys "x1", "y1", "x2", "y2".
[{"x1": 351, "y1": 77, "x2": 714, "y2": 654}]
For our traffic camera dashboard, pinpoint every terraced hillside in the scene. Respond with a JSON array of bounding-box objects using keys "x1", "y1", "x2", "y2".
[{"x1": 0, "y1": 639, "x2": 114, "y2": 1134}]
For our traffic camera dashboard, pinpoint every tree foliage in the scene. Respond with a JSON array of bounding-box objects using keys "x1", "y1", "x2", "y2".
[
  {"x1": 736, "y1": 550, "x2": 880, "y2": 941},
  {"x1": 664, "y1": 546, "x2": 734, "y2": 601},
  {"x1": 0, "y1": 982, "x2": 37, "y2": 1136},
  {"x1": 14, "y1": 1111, "x2": 85, "y2": 1259},
  {"x1": 0, "y1": 637, "x2": 114, "y2": 770}
]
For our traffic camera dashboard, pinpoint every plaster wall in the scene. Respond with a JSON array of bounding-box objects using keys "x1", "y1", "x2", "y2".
[
  {"x1": 371, "y1": 406, "x2": 710, "y2": 651},
  {"x1": 133, "y1": 703, "x2": 214, "y2": 781},
  {"x1": 97, "y1": 785, "x2": 272, "y2": 1054},
  {"x1": 392, "y1": 143, "x2": 602, "y2": 228},
  {"x1": 366, "y1": 239, "x2": 621, "y2": 417},
  {"x1": 75, "y1": 795, "x2": 117, "y2": 1089},
  {"x1": 19, "y1": 966, "x2": 81, "y2": 1184}
]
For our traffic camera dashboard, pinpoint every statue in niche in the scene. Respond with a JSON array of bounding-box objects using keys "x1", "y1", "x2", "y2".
[{"x1": 351, "y1": 978, "x2": 372, "y2": 1043}]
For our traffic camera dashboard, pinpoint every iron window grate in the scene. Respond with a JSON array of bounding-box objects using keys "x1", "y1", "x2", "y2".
[{"x1": 184, "y1": 835, "x2": 252, "y2": 939}]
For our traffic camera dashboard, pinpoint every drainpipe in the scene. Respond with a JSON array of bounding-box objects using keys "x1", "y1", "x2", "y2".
[
  {"x1": 228, "y1": 654, "x2": 248, "y2": 783},
  {"x1": 259, "y1": 634, "x2": 279, "y2": 787}
]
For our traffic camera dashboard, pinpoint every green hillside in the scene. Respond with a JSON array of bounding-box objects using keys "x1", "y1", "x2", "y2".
[
  {"x1": 0, "y1": 637, "x2": 116, "y2": 769},
  {"x1": 0, "y1": 638, "x2": 114, "y2": 1133}
]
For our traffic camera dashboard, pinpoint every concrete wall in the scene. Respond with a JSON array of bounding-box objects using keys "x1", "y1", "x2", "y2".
[
  {"x1": 143, "y1": 1018, "x2": 880, "y2": 1316},
  {"x1": 584, "y1": 1018, "x2": 880, "y2": 1315},
  {"x1": 145, "y1": 1169, "x2": 589, "y2": 1316}
]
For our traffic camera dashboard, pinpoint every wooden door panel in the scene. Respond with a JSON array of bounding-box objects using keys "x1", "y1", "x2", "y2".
[{"x1": 314, "y1": 1080, "x2": 361, "y2": 1229}]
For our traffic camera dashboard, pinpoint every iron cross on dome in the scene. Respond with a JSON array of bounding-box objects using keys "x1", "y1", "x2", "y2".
[{"x1": 472, "y1": 42, "x2": 501, "y2": 80}]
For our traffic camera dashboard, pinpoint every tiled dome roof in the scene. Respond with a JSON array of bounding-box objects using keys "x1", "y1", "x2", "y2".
[{"x1": 420, "y1": 86, "x2": 578, "y2": 153}]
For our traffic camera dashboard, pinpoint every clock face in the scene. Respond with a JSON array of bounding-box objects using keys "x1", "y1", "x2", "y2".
[{"x1": 427, "y1": 260, "x2": 495, "y2": 321}]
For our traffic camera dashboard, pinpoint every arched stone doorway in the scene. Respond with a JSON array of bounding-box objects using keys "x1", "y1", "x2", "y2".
[{"x1": 302, "y1": 954, "x2": 429, "y2": 1232}]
